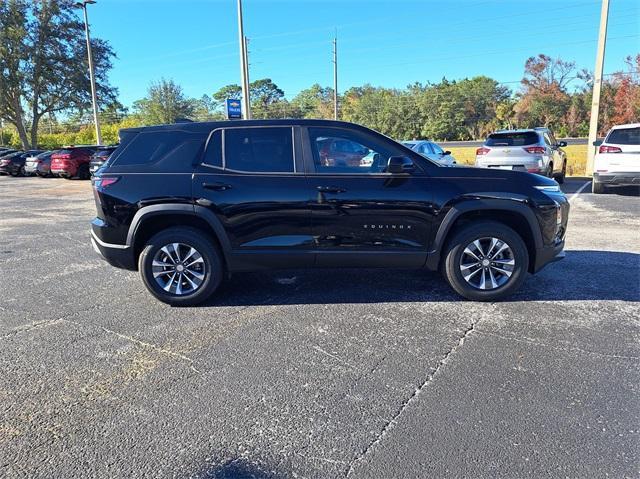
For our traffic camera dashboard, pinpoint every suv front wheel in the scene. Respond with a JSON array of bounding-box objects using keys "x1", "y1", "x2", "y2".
[
  {"x1": 442, "y1": 221, "x2": 529, "y2": 301},
  {"x1": 138, "y1": 227, "x2": 223, "y2": 306}
]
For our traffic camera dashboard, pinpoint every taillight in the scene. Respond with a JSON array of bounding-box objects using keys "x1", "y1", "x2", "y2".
[
  {"x1": 599, "y1": 145, "x2": 622, "y2": 153},
  {"x1": 93, "y1": 176, "x2": 119, "y2": 189},
  {"x1": 476, "y1": 147, "x2": 490, "y2": 156},
  {"x1": 524, "y1": 146, "x2": 546, "y2": 154}
]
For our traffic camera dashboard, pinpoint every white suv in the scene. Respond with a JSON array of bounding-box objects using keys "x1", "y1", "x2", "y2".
[
  {"x1": 592, "y1": 123, "x2": 640, "y2": 194},
  {"x1": 475, "y1": 128, "x2": 567, "y2": 183}
]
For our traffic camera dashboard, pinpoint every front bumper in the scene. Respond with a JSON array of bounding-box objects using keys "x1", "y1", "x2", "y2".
[
  {"x1": 594, "y1": 172, "x2": 640, "y2": 186},
  {"x1": 532, "y1": 240, "x2": 565, "y2": 273}
]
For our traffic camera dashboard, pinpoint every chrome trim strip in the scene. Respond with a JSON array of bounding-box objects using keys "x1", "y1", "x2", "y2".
[{"x1": 90, "y1": 230, "x2": 129, "y2": 249}]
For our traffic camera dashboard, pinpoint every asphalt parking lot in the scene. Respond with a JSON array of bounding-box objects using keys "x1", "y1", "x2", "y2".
[{"x1": 1, "y1": 176, "x2": 639, "y2": 478}]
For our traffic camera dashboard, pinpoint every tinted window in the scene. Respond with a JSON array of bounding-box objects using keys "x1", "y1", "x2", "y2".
[
  {"x1": 203, "y1": 129, "x2": 222, "y2": 167},
  {"x1": 309, "y1": 127, "x2": 408, "y2": 174},
  {"x1": 224, "y1": 127, "x2": 294, "y2": 173},
  {"x1": 607, "y1": 127, "x2": 640, "y2": 145},
  {"x1": 486, "y1": 132, "x2": 539, "y2": 146},
  {"x1": 112, "y1": 130, "x2": 204, "y2": 168}
]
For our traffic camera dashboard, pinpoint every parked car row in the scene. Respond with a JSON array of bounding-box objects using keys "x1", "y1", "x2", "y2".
[{"x1": 0, "y1": 145, "x2": 117, "y2": 179}]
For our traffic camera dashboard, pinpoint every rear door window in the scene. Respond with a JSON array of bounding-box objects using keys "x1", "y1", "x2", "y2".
[
  {"x1": 223, "y1": 127, "x2": 294, "y2": 173},
  {"x1": 606, "y1": 127, "x2": 640, "y2": 145},
  {"x1": 486, "y1": 132, "x2": 539, "y2": 146}
]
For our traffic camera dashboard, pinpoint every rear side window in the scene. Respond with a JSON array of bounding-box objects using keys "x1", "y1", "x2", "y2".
[
  {"x1": 486, "y1": 132, "x2": 539, "y2": 146},
  {"x1": 606, "y1": 127, "x2": 640, "y2": 145},
  {"x1": 111, "y1": 130, "x2": 205, "y2": 170},
  {"x1": 224, "y1": 127, "x2": 294, "y2": 173}
]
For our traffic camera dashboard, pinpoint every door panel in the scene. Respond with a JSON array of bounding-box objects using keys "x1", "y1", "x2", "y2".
[
  {"x1": 303, "y1": 126, "x2": 435, "y2": 268},
  {"x1": 308, "y1": 175, "x2": 434, "y2": 267},
  {"x1": 193, "y1": 126, "x2": 313, "y2": 271}
]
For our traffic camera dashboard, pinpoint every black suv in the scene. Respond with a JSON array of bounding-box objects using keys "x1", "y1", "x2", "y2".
[{"x1": 91, "y1": 120, "x2": 568, "y2": 305}]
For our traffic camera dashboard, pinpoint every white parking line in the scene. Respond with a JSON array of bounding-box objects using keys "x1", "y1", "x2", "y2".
[{"x1": 569, "y1": 181, "x2": 591, "y2": 203}]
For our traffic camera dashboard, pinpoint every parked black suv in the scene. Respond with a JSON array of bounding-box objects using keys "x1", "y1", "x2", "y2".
[{"x1": 91, "y1": 120, "x2": 568, "y2": 305}]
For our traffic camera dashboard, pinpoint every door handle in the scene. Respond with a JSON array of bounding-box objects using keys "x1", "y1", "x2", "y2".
[
  {"x1": 316, "y1": 186, "x2": 346, "y2": 194},
  {"x1": 203, "y1": 182, "x2": 232, "y2": 191}
]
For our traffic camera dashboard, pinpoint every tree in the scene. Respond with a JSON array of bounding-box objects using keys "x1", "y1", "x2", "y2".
[
  {"x1": 290, "y1": 84, "x2": 334, "y2": 119},
  {"x1": 211, "y1": 78, "x2": 286, "y2": 118},
  {"x1": 133, "y1": 79, "x2": 194, "y2": 125},
  {"x1": 515, "y1": 54, "x2": 581, "y2": 129},
  {"x1": 0, "y1": 0, "x2": 116, "y2": 148}
]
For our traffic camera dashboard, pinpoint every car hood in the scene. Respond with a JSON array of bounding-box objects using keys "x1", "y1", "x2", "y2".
[{"x1": 432, "y1": 164, "x2": 559, "y2": 192}]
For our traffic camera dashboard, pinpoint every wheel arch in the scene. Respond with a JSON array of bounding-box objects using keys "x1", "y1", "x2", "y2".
[
  {"x1": 128, "y1": 204, "x2": 232, "y2": 268},
  {"x1": 426, "y1": 198, "x2": 543, "y2": 273}
]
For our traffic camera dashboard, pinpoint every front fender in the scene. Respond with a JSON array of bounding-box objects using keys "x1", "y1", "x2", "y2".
[{"x1": 425, "y1": 194, "x2": 543, "y2": 271}]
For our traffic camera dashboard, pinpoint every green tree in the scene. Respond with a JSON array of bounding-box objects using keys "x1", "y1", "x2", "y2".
[
  {"x1": 0, "y1": 0, "x2": 116, "y2": 148},
  {"x1": 133, "y1": 79, "x2": 194, "y2": 125},
  {"x1": 290, "y1": 84, "x2": 334, "y2": 119},
  {"x1": 212, "y1": 78, "x2": 286, "y2": 118}
]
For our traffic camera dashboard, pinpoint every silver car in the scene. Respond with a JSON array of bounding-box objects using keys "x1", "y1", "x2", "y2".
[
  {"x1": 24, "y1": 150, "x2": 55, "y2": 177},
  {"x1": 475, "y1": 128, "x2": 567, "y2": 182},
  {"x1": 402, "y1": 140, "x2": 457, "y2": 166}
]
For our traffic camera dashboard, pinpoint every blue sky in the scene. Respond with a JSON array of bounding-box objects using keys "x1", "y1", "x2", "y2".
[{"x1": 89, "y1": 0, "x2": 640, "y2": 107}]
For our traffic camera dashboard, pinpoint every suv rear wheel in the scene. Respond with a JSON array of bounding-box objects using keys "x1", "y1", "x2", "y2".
[
  {"x1": 138, "y1": 227, "x2": 223, "y2": 306},
  {"x1": 442, "y1": 221, "x2": 529, "y2": 301}
]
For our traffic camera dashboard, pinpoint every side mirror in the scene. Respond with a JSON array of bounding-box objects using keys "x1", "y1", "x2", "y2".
[
  {"x1": 593, "y1": 140, "x2": 602, "y2": 146},
  {"x1": 443, "y1": 150, "x2": 451, "y2": 156},
  {"x1": 557, "y1": 141, "x2": 567, "y2": 148},
  {"x1": 387, "y1": 156, "x2": 414, "y2": 174}
]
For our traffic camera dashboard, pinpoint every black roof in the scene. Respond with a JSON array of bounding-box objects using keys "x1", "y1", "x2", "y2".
[{"x1": 120, "y1": 119, "x2": 367, "y2": 134}]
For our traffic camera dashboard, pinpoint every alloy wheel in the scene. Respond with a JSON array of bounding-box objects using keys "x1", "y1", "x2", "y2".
[
  {"x1": 459, "y1": 237, "x2": 515, "y2": 290},
  {"x1": 152, "y1": 242, "x2": 206, "y2": 295}
]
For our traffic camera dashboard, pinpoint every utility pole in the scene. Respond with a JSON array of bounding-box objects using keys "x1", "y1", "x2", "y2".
[
  {"x1": 244, "y1": 36, "x2": 251, "y2": 105},
  {"x1": 76, "y1": 0, "x2": 102, "y2": 145},
  {"x1": 237, "y1": 0, "x2": 251, "y2": 119},
  {"x1": 332, "y1": 33, "x2": 338, "y2": 120},
  {"x1": 586, "y1": 0, "x2": 609, "y2": 176}
]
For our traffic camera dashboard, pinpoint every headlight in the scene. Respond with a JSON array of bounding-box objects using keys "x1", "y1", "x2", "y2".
[{"x1": 534, "y1": 185, "x2": 561, "y2": 193}]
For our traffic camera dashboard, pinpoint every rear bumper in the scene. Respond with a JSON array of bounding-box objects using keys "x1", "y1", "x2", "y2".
[
  {"x1": 90, "y1": 225, "x2": 136, "y2": 271},
  {"x1": 51, "y1": 168, "x2": 76, "y2": 177},
  {"x1": 594, "y1": 172, "x2": 640, "y2": 186},
  {"x1": 476, "y1": 159, "x2": 543, "y2": 172}
]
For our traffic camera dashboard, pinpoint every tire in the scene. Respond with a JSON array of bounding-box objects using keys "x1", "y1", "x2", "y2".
[
  {"x1": 442, "y1": 221, "x2": 529, "y2": 301},
  {"x1": 77, "y1": 164, "x2": 90, "y2": 180},
  {"x1": 138, "y1": 227, "x2": 223, "y2": 306},
  {"x1": 555, "y1": 161, "x2": 566, "y2": 184},
  {"x1": 592, "y1": 180, "x2": 605, "y2": 194}
]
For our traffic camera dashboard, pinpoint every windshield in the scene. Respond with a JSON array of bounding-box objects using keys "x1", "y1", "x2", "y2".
[
  {"x1": 486, "y1": 132, "x2": 539, "y2": 146},
  {"x1": 606, "y1": 127, "x2": 640, "y2": 145}
]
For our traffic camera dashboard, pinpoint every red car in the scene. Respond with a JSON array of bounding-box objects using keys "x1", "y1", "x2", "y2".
[{"x1": 50, "y1": 146, "x2": 98, "y2": 179}]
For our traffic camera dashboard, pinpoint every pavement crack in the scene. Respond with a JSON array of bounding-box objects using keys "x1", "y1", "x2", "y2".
[
  {"x1": 0, "y1": 318, "x2": 66, "y2": 340},
  {"x1": 344, "y1": 318, "x2": 478, "y2": 477},
  {"x1": 476, "y1": 330, "x2": 640, "y2": 361},
  {"x1": 99, "y1": 326, "x2": 201, "y2": 373},
  {"x1": 312, "y1": 345, "x2": 359, "y2": 371}
]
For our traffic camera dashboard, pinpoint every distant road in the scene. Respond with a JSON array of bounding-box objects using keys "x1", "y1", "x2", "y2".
[{"x1": 439, "y1": 138, "x2": 590, "y2": 147}]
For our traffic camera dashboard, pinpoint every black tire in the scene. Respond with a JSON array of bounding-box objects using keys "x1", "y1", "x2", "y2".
[
  {"x1": 138, "y1": 227, "x2": 223, "y2": 306},
  {"x1": 442, "y1": 221, "x2": 529, "y2": 301},
  {"x1": 592, "y1": 180, "x2": 605, "y2": 194},
  {"x1": 77, "y1": 164, "x2": 90, "y2": 180},
  {"x1": 555, "y1": 161, "x2": 566, "y2": 184}
]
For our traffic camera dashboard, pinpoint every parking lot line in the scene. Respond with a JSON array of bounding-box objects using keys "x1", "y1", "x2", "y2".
[{"x1": 569, "y1": 180, "x2": 591, "y2": 202}]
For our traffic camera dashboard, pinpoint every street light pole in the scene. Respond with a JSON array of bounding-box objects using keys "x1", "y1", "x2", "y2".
[
  {"x1": 237, "y1": 0, "x2": 251, "y2": 119},
  {"x1": 76, "y1": 0, "x2": 102, "y2": 145},
  {"x1": 586, "y1": 0, "x2": 610, "y2": 176}
]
